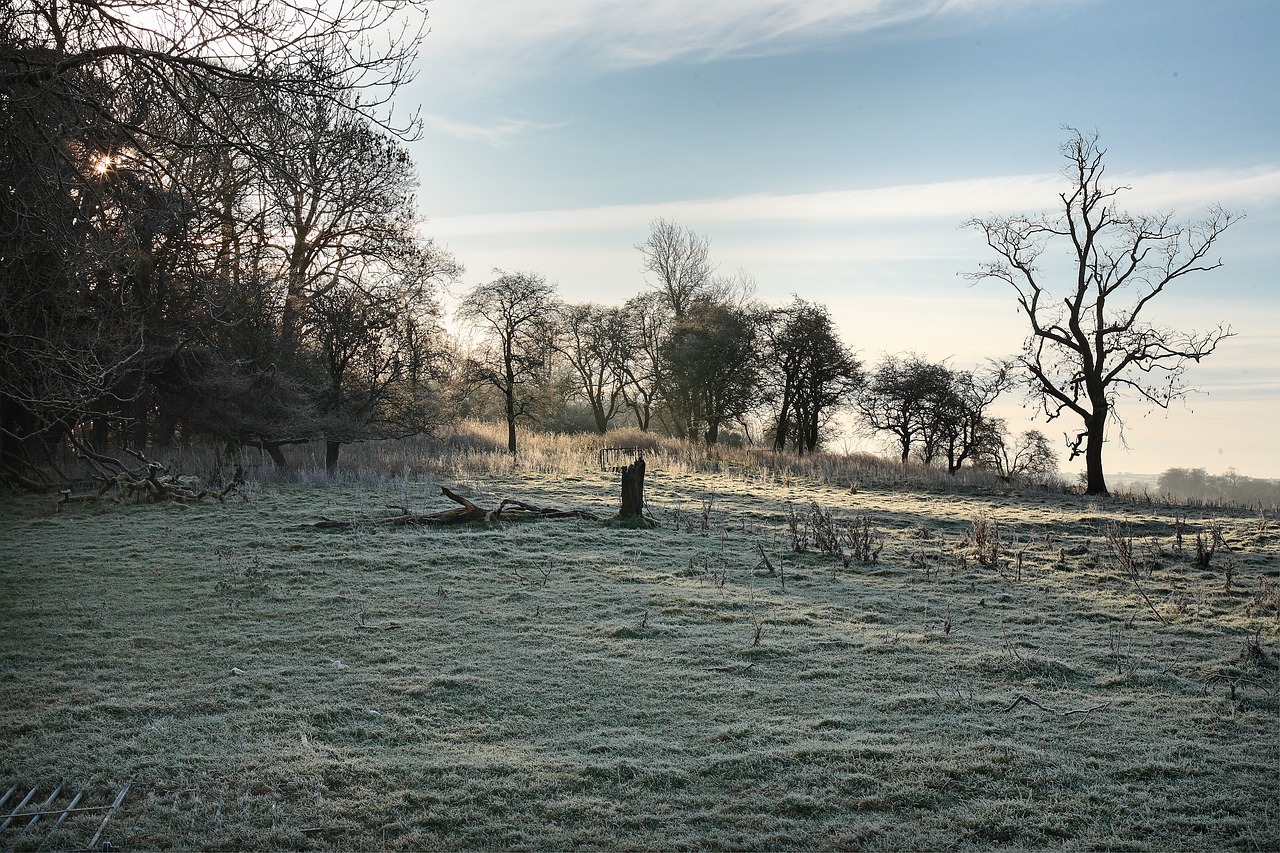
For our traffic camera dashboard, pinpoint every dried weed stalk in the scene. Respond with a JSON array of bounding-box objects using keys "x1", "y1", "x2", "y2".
[
  {"x1": 786, "y1": 503, "x2": 811, "y2": 553},
  {"x1": 1172, "y1": 515, "x2": 1187, "y2": 556},
  {"x1": 1245, "y1": 578, "x2": 1280, "y2": 619},
  {"x1": 842, "y1": 516, "x2": 884, "y2": 566},
  {"x1": 1194, "y1": 523, "x2": 1228, "y2": 568},
  {"x1": 1106, "y1": 522, "x2": 1168, "y2": 626},
  {"x1": 968, "y1": 517, "x2": 1001, "y2": 568},
  {"x1": 805, "y1": 503, "x2": 884, "y2": 567}
]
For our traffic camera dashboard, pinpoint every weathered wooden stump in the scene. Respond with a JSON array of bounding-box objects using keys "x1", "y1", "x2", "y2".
[
  {"x1": 599, "y1": 446, "x2": 654, "y2": 527},
  {"x1": 620, "y1": 458, "x2": 646, "y2": 519}
]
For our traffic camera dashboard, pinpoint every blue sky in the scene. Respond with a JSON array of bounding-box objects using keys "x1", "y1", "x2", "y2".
[{"x1": 401, "y1": 0, "x2": 1280, "y2": 479}]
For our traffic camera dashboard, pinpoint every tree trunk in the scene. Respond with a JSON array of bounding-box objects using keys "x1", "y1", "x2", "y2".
[
  {"x1": 773, "y1": 389, "x2": 793, "y2": 452},
  {"x1": 620, "y1": 458, "x2": 646, "y2": 519},
  {"x1": 1084, "y1": 416, "x2": 1108, "y2": 495},
  {"x1": 503, "y1": 347, "x2": 518, "y2": 452},
  {"x1": 129, "y1": 403, "x2": 148, "y2": 450},
  {"x1": 262, "y1": 440, "x2": 288, "y2": 469},
  {"x1": 326, "y1": 440, "x2": 341, "y2": 475},
  {"x1": 505, "y1": 395, "x2": 517, "y2": 454},
  {"x1": 154, "y1": 410, "x2": 177, "y2": 447},
  {"x1": 92, "y1": 416, "x2": 109, "y2": 451}
]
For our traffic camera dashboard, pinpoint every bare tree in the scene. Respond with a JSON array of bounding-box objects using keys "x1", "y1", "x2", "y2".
[
  {"x1": 252, "y1": 87, "x2": 434, "y2": 358},
  {"x1": 457, "y1": 271, "x2": 561, "y2": 454},
  {"x1": 0, "y1": 0, "x2": 434, "y2": 482},
  {"x1": 932, "y1": 362, "x2": 1015, "y2": 474},
  {"x1": 856, "y1": 355, "x2": 953, "y2": 463},
  {"x1": 966, "y1": 130, "x2": 1238, "y2": 495},
  {"x1": 977, "y1": 421, "x2": 1059, "y2": 483},
  {"x1": 617, "y1": 292, "x2": 670, "y2": 430},
  {"x1": 1, "y1": 1, "x2": 429, "y2": 141},
  {"x1": 555, "y1": 303, "x2": 628, "y2": 434},
  {"x1": 308, "y1": 273, "x2": 449, "y2": 473},
  {"x1": 635, "y1": 218, "x2": 715, "y2": 319},
  {"x1": 760, "y1": 298, "x2": 863, "y2": 454}
]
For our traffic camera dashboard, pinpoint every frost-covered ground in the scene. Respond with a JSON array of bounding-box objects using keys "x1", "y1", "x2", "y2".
[{"x1": 2, "y1": 457, "x2": 1278, "y2": 850}]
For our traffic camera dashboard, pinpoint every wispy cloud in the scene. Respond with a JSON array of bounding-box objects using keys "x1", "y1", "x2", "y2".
[
  {"x1": 423, "y1": 0, "x2": 1084, "y2": 83},
  {"x1": 428, "y1": 166, "x2": 1280, "y2": 238},
  {"x1": 424, "y1": 114, "x2": 567, "y2": 148}
]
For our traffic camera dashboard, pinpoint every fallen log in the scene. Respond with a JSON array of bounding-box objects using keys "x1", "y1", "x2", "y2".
[
  {"x1": 56, "y1": 439, "x2": 243, "y2": 507},
  {"x1": 300, "y1": 486, "x2": 602, "y2": 530}
]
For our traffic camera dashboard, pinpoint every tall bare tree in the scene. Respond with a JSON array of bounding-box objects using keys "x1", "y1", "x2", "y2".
[
  {"x1": 253, "y1": 87, "x2": 430, "y2": 358},
  {"x1": 617, "y1": 292, "x2": 670, "y2": 431},
  {"x1": 635, "y1": 218, "x2": 715, "y2": 319},
  {"x1": 555, "y1": 303, "x2": 628, "y2": 434},
  {"x1": 457, "y1": 271, "x2": 561, "y2": 454},
  {"x1": 857, "y1": 355, "x2": 953, "y2": 463},
  {"x1": 966, "y1": 130, "x2": 1238, "y2": 495}
]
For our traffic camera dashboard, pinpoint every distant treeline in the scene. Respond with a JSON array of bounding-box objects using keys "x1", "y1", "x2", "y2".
[{"x1": 1157, "y1": 468, "x2": 1280, "y2": 507}]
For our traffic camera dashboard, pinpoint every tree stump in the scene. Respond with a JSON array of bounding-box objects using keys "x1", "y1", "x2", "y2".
[{"x1": 620, "y1": 458, "x2": 646, "y2": 519}]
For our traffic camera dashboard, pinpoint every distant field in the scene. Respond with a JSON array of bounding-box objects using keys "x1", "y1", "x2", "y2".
[{"x1": 2, "y1": 461, "x2": 1278, "y2": 850}]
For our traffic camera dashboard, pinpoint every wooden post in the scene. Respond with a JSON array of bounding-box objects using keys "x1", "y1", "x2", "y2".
[{"x1": 620, "y1": 458, "x2": 645, "y2": 519}]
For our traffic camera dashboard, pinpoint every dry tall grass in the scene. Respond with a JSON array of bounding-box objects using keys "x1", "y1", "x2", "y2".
[{"x1": 156, "y1": 420, "x2": 1061, "y2": 496}]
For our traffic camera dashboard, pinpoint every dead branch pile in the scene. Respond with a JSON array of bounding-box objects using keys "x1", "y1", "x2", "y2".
[
  {"x1": 57, "y1": 439, "x2": 243, "y2": 506},
  {"x1": 301, "y1": 486, "x2": 601, "y2": 530}
]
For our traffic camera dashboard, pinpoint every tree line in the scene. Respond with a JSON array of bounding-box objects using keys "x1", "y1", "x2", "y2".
[
  {"x1": 1155, "y1": 468, "x2": 1280, "y2": 507},
  {"x1": 2, "y1": 0, "x2": 455, "y2": 480},
  {"x1": 1, "y1": 0, "x2": 1237, "y2": 494},
  {"x1": 454, "y1": 220, "x2": 1058, "y2": 483}
]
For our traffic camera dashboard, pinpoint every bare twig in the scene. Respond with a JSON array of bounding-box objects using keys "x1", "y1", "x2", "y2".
[
  {"x1": 1001, "y1": 693, "x2": 1111, "y2": 719},
  {"x1": 755, "y1": 542, "x2": 777, "y2": 575}
]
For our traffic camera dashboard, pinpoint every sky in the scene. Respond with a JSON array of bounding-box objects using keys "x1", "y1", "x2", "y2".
[{"x1": 397, "y1": 0, "x2": 1280, "y2": 480}]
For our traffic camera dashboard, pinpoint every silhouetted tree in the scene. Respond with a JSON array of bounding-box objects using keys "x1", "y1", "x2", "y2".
[
  {"x1": 458, "y1": 271, "x2": 561, "y2": 453},
  {"x1": 1, "y1": 0, "x2": 428, "y2": 142},
  {"x1": 761, "y1": 299, "x2": 863, "y2": 454},
  {"x1": 252, "y1": 89, "x2": 429, "y2": 358},
  {"x1": 555, "y1": 304, "x2": 628, "y2": 434},
  {"x1": 307, "y1": 244, "x2": 456, "y2": 472},
  {"x1": 857, "y1": 355, "x2": 953, "y2": 463},
  {"x1": 0, "y1": 63, "x2": 147, "y2": 481},
  {"x1": 977, "y1": 421, "x2": 1059, "y2": 482},
  {"x1": 617, "y1": 292, "x2": 669, "y2": 430},
  {"x1": 0, "y1": 0, "x2": 435, "y2": 482},
  {"x1": 931, "y1": 362, "x2": 1015, "y2": 474},
  {"x1": 966, "y1": 130, "x2": 1238, "y2": 495},
  {"x1": 635, "y1": 218, "x2": 715, "y2": 320},
  {"x1": 660, "y1": 301, "x2": 759, "y2": 444}
]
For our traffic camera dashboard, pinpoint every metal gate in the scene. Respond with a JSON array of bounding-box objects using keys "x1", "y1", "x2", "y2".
[{"x1": 0, "y1": 782, "x2": 129, "y2": 851}]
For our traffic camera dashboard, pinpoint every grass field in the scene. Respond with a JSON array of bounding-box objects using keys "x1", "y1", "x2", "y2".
[{"x1": 1, "y1": 442, "x2": 1278, "y2": 850}]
